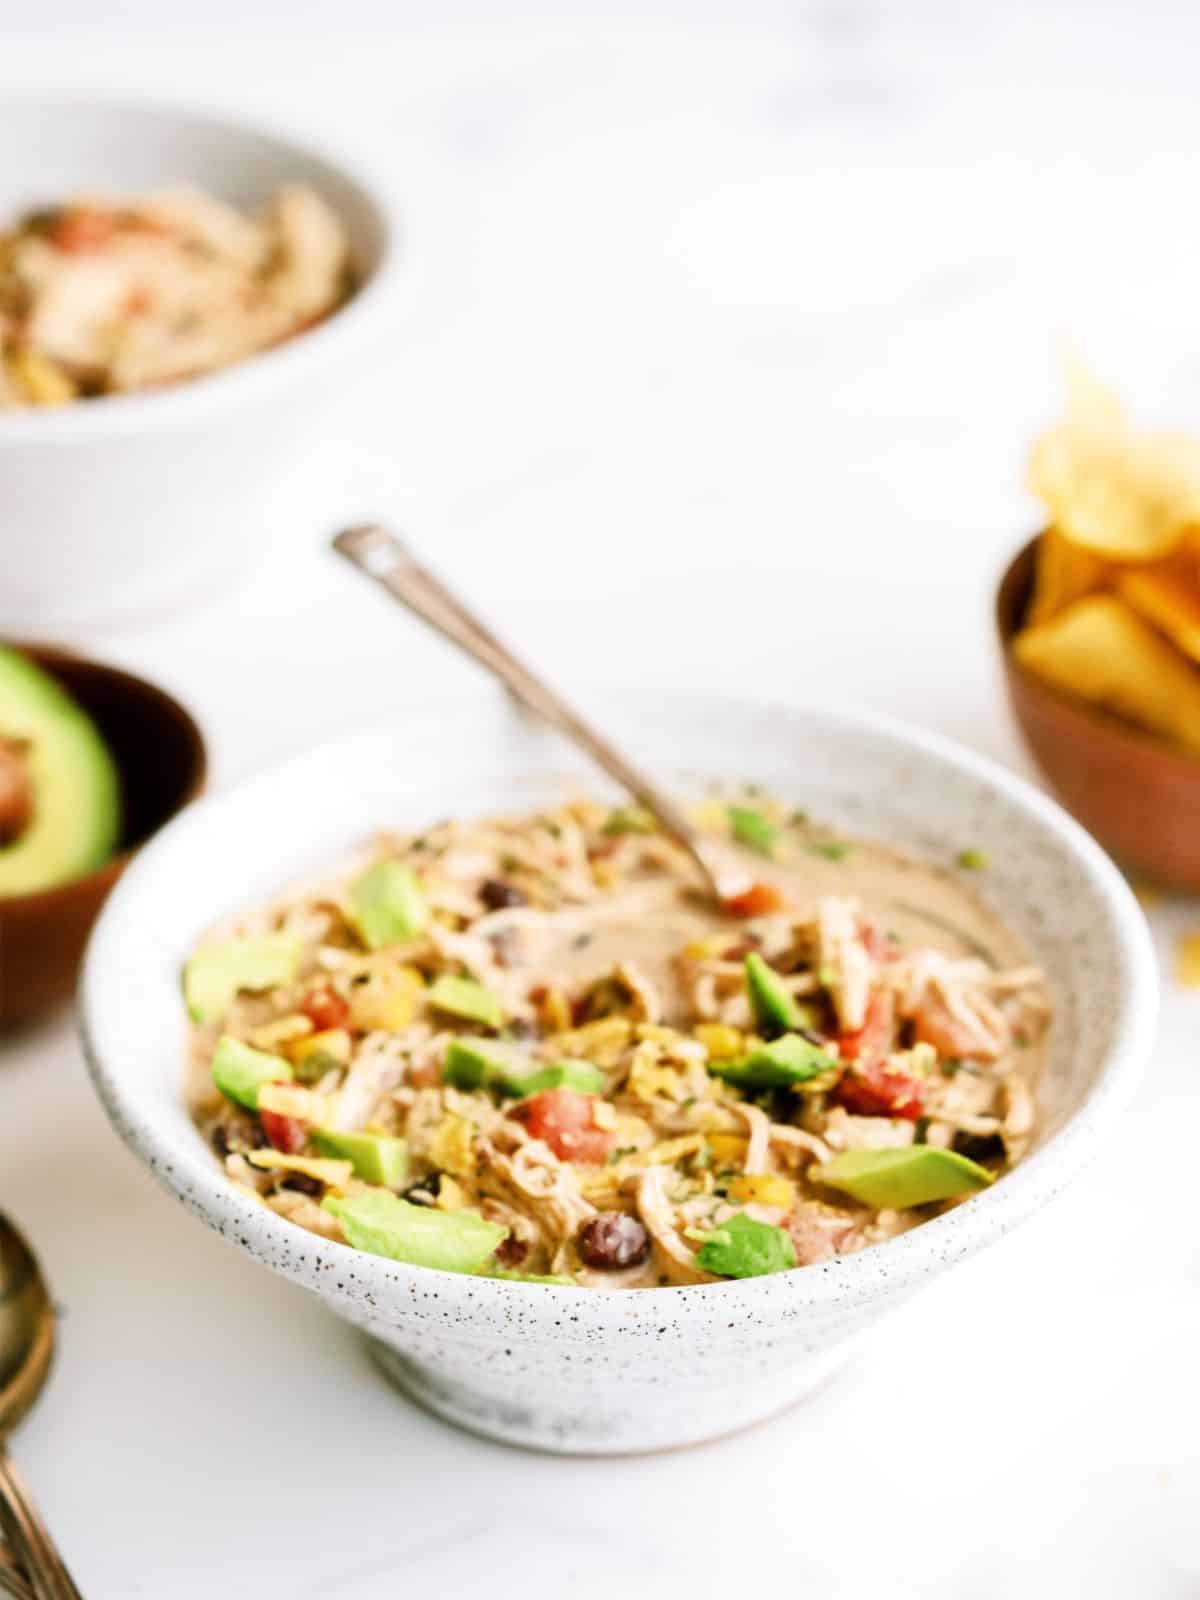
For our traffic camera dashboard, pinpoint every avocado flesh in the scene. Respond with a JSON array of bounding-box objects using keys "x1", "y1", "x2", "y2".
[
  {"x1": 812, "y1": 1146, "x2": 993, "y2": 1209},
  {"x1": 184, "y1": 932, "x2": 302, "y2": 1024},
  {"x1": 349, "y1": 860, "x2": 427, "y2": 949},
  {"x1": 211, "y1": 1035, "x2": 292, "y2": 1110},
  {"x1": 0, "y1": 647, "x2": 120, "y2": 896},
  {"x1": 443, "y1": 1039, "x2": 604, "y2": 1097},
  {"x1": 710, "y1": 1033, "x2": 836, "y2": 1090},
  {"x1": 744, "y1": 952, "x2": 807, "y2": 1035},
  {"x1": 323, "y1": 1191, "x2": 508, "y2": 1273},
  {"x1": 313, "y1": 1129, "x2": 408, "y2": 1187}
]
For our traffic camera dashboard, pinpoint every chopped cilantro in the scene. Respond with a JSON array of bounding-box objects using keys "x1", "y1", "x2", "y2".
[
  {"x1": 696, "y1": 1212, "x2": 797, "y2": 1278},
  {"x1": 955, "y1": 848, "x2": 990, "y2": 871},
  {"x1": 806, "y1": 841, "x2": 850, "y2": 863},
  {"x1": 941, "y1": 1058, "x2": 961, "y2": 1078},
  {"x1": 727, "y1": 805, "x2": 778, "y2": 856},
  {"x1": 913, "y1": 1116, "x2": 930, "y2": 1145}
]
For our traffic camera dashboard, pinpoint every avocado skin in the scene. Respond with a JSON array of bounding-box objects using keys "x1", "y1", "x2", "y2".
[{"x1": 0, "y1": 646, "x2": 120, "y2": 896}]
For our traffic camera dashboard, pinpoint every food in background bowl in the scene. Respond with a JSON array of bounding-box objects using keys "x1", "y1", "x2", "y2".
[
  {"x1": 0, "y1": 184, "x2": 352, "y2": 405},
  {"x1": 185, "y1": 796, "x2": 1048, "y2": 1287},
  {"x1": 1015, "y1": 359, "x2": 1200, "y2": 755},
  {"x1": 0, "y1": 645, "x2": 119, "y2": 895}
]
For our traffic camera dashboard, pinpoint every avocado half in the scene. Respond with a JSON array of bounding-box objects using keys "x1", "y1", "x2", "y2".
[{"x1": 0, "y1": 647, "x2": 121, "y2": 896}]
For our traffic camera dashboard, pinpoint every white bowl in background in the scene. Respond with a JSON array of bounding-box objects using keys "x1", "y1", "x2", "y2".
[
  {"x1": 0, "y1": 96, "x2": 407, "y2": 635},
  {"x1": 80, "y1": 693, "x2": 1156, "y2": 1454}
]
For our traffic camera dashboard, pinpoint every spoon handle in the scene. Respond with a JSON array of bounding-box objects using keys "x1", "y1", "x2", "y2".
[
  {"x1": 0, "y1": 1455, "x2": 81, "y2": 1600},
  {"x1": 333, "y1": 524, "x2": 733, "y2": 901}
]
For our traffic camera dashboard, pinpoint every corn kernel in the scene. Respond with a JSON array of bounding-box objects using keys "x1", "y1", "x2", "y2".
[
  {"x1": 290, "y1": 1028, "x2": 352, "y2": 1067},
  {"x1": 538, "y1": 987, "x2": 572, "y2": 1033},
  {"x1": 729, "y1": 1173, "x2": 796, "y2": 1208},
  {"x1": 429, "y1": 1114, "x2": 477, "y2": 1178},
  {"x1": 707, "y1": 1133, "x2": 749, "y2": 1164},
  {"x1": 348, "y1": 965, "x2": 424, "y2": 1032},
  {"x1": 249, "y1": 1014, "x2": 313, "y2": 1051},
  {"x1": 694, "y1": 1023, "x2": 744, "y2": 1060},
  {"x1": 435, "y1": 1176, "x2": 469, "y2": 1211}
]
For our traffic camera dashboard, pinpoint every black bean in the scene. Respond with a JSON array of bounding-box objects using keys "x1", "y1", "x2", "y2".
[
  {"x1": 494, "y1": 1233, "x2": 530, "y2": 1268},
  {"x1": 211, "y1": 1114, "x2": 267, "y2": 1159},
  {"x1": 952, "y1": 1130, "x2": 1006, "y2": 1164},
  {"x1": 279, "y1": 1173, "x2": 324, "y2": 1198},
  {"x1": 577, "y1": 1212, "x2": 651, "y2": 1270},
  {"x1": 480, "y1": 878, "x2": 529, "y2": 911},
  {"x1": 401, "y1": 1171, "x2": 443, "y2": 1206}
]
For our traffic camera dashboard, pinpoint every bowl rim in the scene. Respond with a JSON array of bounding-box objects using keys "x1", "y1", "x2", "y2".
[
  {"x1": 0, "y1": 92, "x2": 406, "y2": 445},
  {"x1": 0, "y1": 642, "x2": 207, "y2": 912},
  {"x1": 79, "y1": 694, "x2": 1158, "y2": 1338},
  {"x1": 996, "y1": 531, "x2": 1200, "y2": 777}
]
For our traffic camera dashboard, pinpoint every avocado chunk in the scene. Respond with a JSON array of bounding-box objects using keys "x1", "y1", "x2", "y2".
[
  {"x1": 744, "y1": 952, "x2": 812, "y2": 1035},
  {"x1": 442, "y1": 1039, "x2": 604, "y2": 1098},
  {"x1": 211, "y1": 1035, "x2": 292, "y2": 1110},
  {"x1": 696, "y1": 1212, "x2": 796, "y2": 1278},
  {"x1": 428, "y1": 974, "x2": 504, "y2": 1030},
  {"x1": 0, "y1": 646, "x2": 120, "y2": 896},
  {"x1": 323, "y1": 1190, "x2": 508, "y2": 1273},
  {"x1": 313, "y1": 1129, "x2": 408, "y2": 1187},
  {"x1": 513, "y1": 1061, "x2": 606, "y2": 1097},
  {"x1": 443, "y1": 1037, "x2": 524, "y2": 1091},
  {"x1": 727, "y1": 804, "x2": 777, "y2": 857},
  {"x1": 349, "y1": 860, "x2": 428, "y2": 949},
  {"x1": 811, "y1": 1146, "x2": 994, "y2": 1209},
  {"x1": 709, "y1": 1032, "x2": 836, "y2": 1091},
  {"x1": 184, "y1": 932, "x2": 302, "y2": 1024}
]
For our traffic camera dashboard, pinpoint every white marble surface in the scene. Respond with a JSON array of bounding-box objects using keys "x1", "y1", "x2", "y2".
[{"x1": 3, "y1": 5, "x2": 1200, "y2": 1595}]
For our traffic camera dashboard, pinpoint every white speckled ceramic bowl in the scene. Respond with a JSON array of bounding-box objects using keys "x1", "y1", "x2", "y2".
[{"x1": 80, "y1": 693, "x2": 1156, "y2": 1455}]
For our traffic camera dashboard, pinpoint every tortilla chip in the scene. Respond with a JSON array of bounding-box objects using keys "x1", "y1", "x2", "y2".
[
  {"x1": 1115, "y1": 552, "x2": 1200, "y2": 664},
  {"x1": 1027, "y1": 361, "x2": 1200, "y2": 562},
  {"x1": 1027, "y1": 528, "x2": 1109, "y2": 625},
  {"x1": 1014, "y1": 594, "x2": 1200, "y2": 755}
]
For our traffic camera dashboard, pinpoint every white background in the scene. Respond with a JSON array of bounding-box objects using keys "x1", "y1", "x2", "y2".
[{"x1": 2, "y1": 3, "x2": 1200, "y2": 1595}]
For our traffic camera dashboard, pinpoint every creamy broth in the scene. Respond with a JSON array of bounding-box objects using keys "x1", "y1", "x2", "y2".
[{"x1": 184, "y1": 800, "x2": 1049, "y2": 1288}]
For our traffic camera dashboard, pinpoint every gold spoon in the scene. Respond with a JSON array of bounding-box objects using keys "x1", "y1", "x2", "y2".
[
  {"x1": 333, "y1": 525, "x2": 751, "y2": 904},
  {"x1": 0, "y1": 1219, "x2": 82, "y2": 1600}
]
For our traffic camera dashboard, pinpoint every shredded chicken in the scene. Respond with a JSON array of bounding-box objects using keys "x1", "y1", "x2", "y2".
[{"x1": 189, "y1": 794, "x2": 1049, "y2": 1287}]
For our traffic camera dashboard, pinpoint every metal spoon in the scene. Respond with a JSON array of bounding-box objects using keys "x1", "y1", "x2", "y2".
[
  {"x1": 333, "y1": 525, "x2": 750, "y2": 903},
  {"x1": 0, "y1": 1219, "x2": 82, "y2": 1600}
]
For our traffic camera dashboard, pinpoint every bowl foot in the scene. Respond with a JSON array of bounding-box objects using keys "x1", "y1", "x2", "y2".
[{"x1": 365, "y1": 1334, "x2": 856, "y2": 1456}]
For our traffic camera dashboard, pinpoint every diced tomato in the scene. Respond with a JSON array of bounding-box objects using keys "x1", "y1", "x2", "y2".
[
  {"x1": 51, "y1": 207, "x2": 118, "y2": 253},
  {"x1": 510, "y1": 1090, "x2": 614, "y2": 1165},
  {"x1": 833, "y1": 1060, "x2": 925, "y2": 1121},
  {"x1": 260, "y1": 1085, "x2": 309, "y2": 1154},
  {"x1": 300, "y1": 983, "x2": 349, "y2": 1031},
  {"x1": 837, "y1": 990, "x2": 896, "y2": 1065},
  {"x1": 833, "y1": 989, "x2": 925, "y2": 1120},
  {"x1": 723, "y1": 881, "x2": 786, "y2": 918}
]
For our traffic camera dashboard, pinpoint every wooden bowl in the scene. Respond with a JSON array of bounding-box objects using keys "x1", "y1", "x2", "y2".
[
  {"x1": 997, "y1": 536, "x2": 1200, "y2": 891},
  {"x1": 0, "y1": 646, "x2": 206, "y2": 1024}
]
